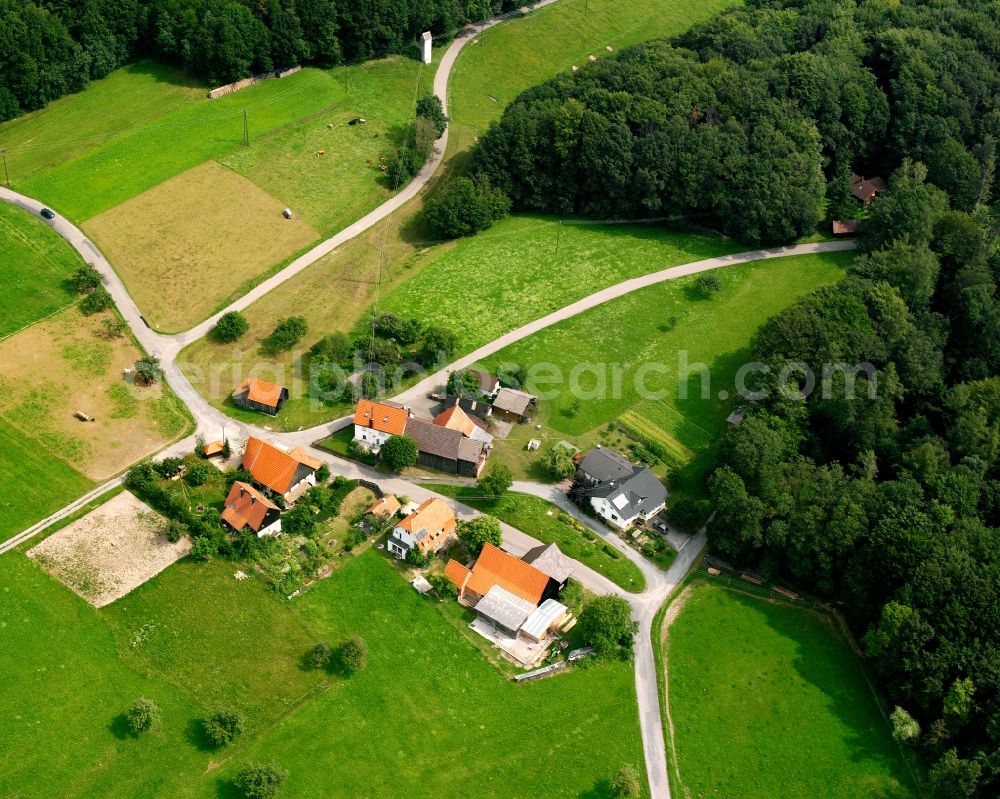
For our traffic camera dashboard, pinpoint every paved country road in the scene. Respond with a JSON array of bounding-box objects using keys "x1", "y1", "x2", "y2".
[{"x1": 0, "y1": 3, "x2": 859, "y2": 795}]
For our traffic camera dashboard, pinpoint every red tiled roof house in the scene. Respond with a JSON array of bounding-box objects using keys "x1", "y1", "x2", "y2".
[
  {"x1": 242, "y1": 436, "x2": 321, "y2": 502},
  {"x1": 232, "y1": 377, "x2": 289, "y2": 416},
  {"x1": 352, "y1": 399, "x2": 409, "y2": 452},
  {"x1": 222, "y1": 481, "x2": 282, "y2": 537},
  {"x1": 387, "y1": 498, "x2": 456, "y2": 559}
]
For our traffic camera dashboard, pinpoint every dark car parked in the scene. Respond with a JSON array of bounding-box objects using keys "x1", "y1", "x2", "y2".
[{"x1": 39, "y1": 207, "x2": 55, "y2": 220}]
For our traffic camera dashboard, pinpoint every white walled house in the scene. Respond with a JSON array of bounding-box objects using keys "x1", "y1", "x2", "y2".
[
  {"x1": 576, "y1": 448, "x2": 668, "y2": 530},
  {"x1": 353, "y1": 400, "x2": 410, "y2": 451}
]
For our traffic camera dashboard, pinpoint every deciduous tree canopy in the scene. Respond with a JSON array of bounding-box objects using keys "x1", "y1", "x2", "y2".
[{"x1": 473, "y1": 0, "x2": 999, "y2": 243}]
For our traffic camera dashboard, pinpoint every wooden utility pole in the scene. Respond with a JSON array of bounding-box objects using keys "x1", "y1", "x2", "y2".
[
  {"x1": 1, "y1": 150, "x2": 8, "y2": 187},
  {"x1": 554, "y1": 219, "x2": 563, "y2": 257},
  {"x1": 243, "y1": 110, "x2": 249, "y2": 146}
]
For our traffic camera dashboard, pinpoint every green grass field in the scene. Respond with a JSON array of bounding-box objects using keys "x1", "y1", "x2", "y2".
[
  {"x1": 379, "y1": 216, "x2": 743, "y2": 352},
  {"x1": 0, "y1": 417, "x2": 93, "y2": 540},
  {"x1": 0, "y1": 550, "x2": 646, "y2": 797},
  {"x1": 0, "y1": 61, "x2": 204, "y2": 184},
  {"x1": 221, "y1": 56, "x2": 429, "y2": 235},
  {"x1": 0, "y1": 203, "x2": 82, "y2": 337},
  {"x1": 448, "y1": 0, "x2": 738, "y2": 156},
  {"x1": 428, "y1": 484, "x2": 647, "y2": 592},
  {"x1": 2, "y1": 56, "x2": 429, "y2": 226},
  {"x1": 665, "y1": 582, "x2": 918, "y2": 798},
  {"x1": 478, "y1": 252, "x2": 849, "y2": 493}
]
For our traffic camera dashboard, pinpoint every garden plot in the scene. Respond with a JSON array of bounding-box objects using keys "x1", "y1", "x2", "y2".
[{"x1": 28, "y1": 491, "x2": 189, "y2": 607}]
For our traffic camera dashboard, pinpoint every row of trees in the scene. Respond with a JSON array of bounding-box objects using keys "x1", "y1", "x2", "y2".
[
  {"x1": 0, "y1": 0, "x2": 531, "y2": 121},
  {"x1": 472, "y1": 0, "x2": 999, "y2": 243},
  {"x1": 707, "y1": 157, "x2": 1000, "y2": 796}
]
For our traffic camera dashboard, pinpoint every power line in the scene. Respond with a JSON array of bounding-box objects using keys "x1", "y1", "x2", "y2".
[{"x1": 367, "y1": 47, "x2": 429, "y2": 371}]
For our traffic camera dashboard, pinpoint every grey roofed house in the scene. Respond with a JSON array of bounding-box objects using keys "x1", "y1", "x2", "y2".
[
  {"x1": 591, "y1": 465, "x2": 668, "y2": 521},
  {"x1": 469, "y1": 369, "x2": 499, "y2": 394},
  {"x1": 578, "y1": 447, "x2": 634, "y2": 484},
  {"x1": 492, "y1": 387, "x2": 536, "y2": 418},
  {"x1": 404, "y1": 417, "x2": 489, "y2": 477},
  {"x1": 522, "y1": 543, "x2": 574, "y2": 585},
  {"x1": 474, "y1": 584, "x2": 536, "y2": 634}
]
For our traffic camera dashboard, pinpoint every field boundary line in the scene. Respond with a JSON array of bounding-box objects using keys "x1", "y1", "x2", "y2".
[{"x1": 0, "y1": 300, "x2": 76, "y2": 342}]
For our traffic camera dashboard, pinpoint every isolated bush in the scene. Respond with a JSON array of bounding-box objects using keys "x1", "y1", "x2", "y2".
[
  {"x1": 420, "y1": 326, "x2": 457, "y2": 365},
  {"x1": 306, "y1": 642, "x2": 332, "y2": 670},
  {"x1": 126, "y1": 698, "x2": 160, "y2": 735},
  {"x1": 425, "y1": 176, "x2": 510, "y2": 239},
  {"x1": 268, "y1": 316, "x2": 308, "y2": 352},
  {"x1": 693, "y1": 273, "x2": 721, "y2": 297},
  {"x1": 380, "y1": 435, "x2": 417, "y2": 472},
  {"x1": 101, "y1": 317, "x2": 128, "y2": 338},
  {"x1": 134, "y1": 355, "x2": 162, "y2": 385},
  {"x1": 164, "y1": 519, "x2": 187, "y2": 543},
  {"x1": 203, "y1": 706, "x2": 245, "y2": 747},
  {"x1": 610, "y1": 763, "x2": 641, "y2": 798},
  {"x1": 315, "y1": 464, "x2": 330, "y2": 483},
  {"x1": 478, "y1": 464, "x2": 513, "y2": 498},
  {"x1": 416, "y1": 93, "x2": 448, "y2": 138},
  {"x1": 405, "y1": 546, "x2": 429, "y2": 568},
  {"x1": 497, "y1": 363, "x2": 527, "y2": 389},
  {"x1": 213, "y1": 311, "x2": 249, "y2": 342},
  {"x1": 579, "y1": 595, "x2": 638, "y2": 658},
  {"x1": 189, "y1": 536, "x2": 216, "y2": 561},
  {"x1": 338, "y1": 636, "x2": 368, "y2": 674},
  {"x1": 79, "y1": 286, "x2": 112, "y2": 314},
  {"x1": 457, "y1": 516, "x2": 502, "y2": 555},
  {"x1": 447, "y1": 369, "x2": 480, "y2": 398},
  {"x1": 72, "y1": 263, "x2": 102, "y2": 293},
  {"x1": 184, "y1": 461, "x2": 212, "y2": 487},
  {"x1": 542, "y1": 446, "x2": 577, "y2": 479},
  {"x1": 235, "y1": 761, "x2": 288, "y2": 799},
  {"x1": 428, "y1": 572, "x2": 458, "y2": 598}
]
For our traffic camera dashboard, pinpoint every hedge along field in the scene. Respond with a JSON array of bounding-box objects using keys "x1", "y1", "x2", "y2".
[
  {"x1": 478, "y1": 251, "x2": 851, "y2": 492},
  {"x1": 447, "y1": 0, "x2": 739, "y2": 156},
  {"x1": 0, "y1": 203, "x2": 80, "y2": 336},
  {"x1": 665, "y1": 583, "x2": 918, "y2": 799},
  {"x1": 0, "y1": 550, "x2": 647, "y2": 798}
]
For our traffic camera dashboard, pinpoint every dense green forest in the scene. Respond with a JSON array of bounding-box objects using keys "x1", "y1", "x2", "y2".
[
  {"x1": 473, "y1": 0, "x2": 999, "y2": 242},
  {"x1": 709, "y1": 160, "x2": 1000, "y2": 798},
  {"x1": 0, "y1": 0, "x2": 525, "y2": 121}
]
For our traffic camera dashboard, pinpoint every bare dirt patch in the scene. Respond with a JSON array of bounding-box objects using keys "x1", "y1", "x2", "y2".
[
  {"x1": 28, "y1": 491, "x2": 190, "y2": 606},
  {"x1": 0, "y1": 306, "x2": 189, "y2": 479},
  {"x1": 84, "y1": 160, "x2": 320, "y2": 331}
]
